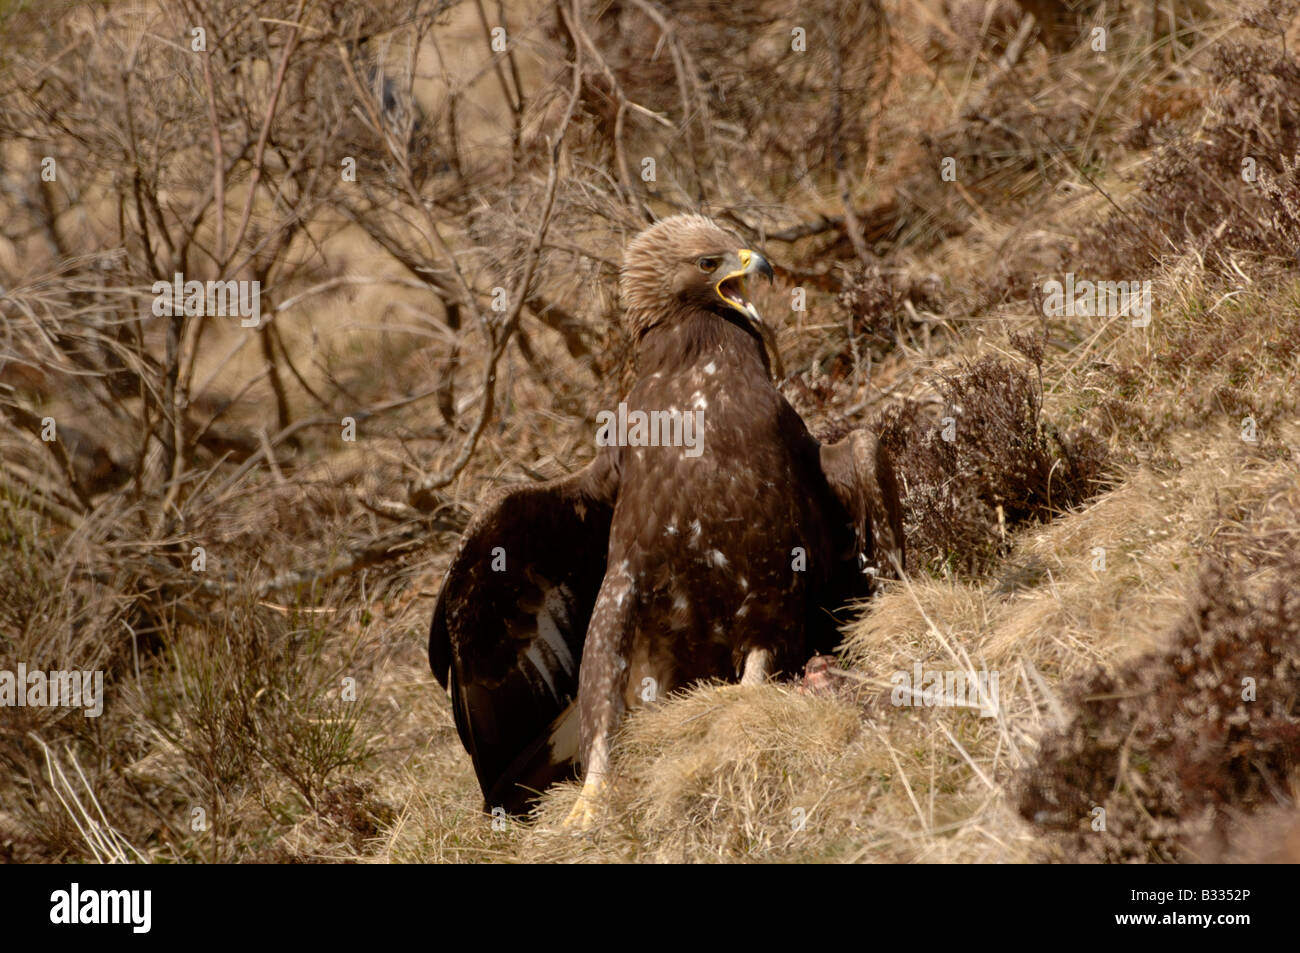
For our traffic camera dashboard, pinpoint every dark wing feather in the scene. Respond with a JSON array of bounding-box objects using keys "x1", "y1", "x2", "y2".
[
  {"x1": 430, "y1": 454, "x2": 617, "y2": 814},
  {"x1": 819, "y1": 428, "x2": 906, "y2": 595}
]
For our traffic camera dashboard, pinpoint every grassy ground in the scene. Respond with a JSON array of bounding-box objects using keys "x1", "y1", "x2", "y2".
[{"x1": 1, "y1": 0, "x2": 1298, "y2": 863}]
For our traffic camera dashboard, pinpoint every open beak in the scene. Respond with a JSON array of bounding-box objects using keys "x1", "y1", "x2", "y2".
[{"x1": 715, "y1": 249, "x2": 774, "y2": 325}]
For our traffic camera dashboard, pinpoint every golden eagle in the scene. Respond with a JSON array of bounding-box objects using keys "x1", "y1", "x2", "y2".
[{"x1": 429, "y1": 214, "x2": 904, "y2": 826}]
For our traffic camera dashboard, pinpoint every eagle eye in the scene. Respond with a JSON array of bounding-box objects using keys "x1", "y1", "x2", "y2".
[{"x1": 696, "y1": 256, "x2": 721, "y2": 273}]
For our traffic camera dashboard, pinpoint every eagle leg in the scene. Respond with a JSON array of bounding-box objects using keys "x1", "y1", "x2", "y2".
[
  {"x1": 562, "y1": 560, "x2": 637, "y2": 831},
  {"x1": 740, "y1": 647, "x2": 773, "y2": 686},
  {"x1": 561, "y1": 733, "x2": 610, "y2": 832}
]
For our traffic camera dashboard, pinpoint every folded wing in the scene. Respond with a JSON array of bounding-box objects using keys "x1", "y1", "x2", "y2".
[{"x1": 819, "y1": 427, "x2": 906, "y2": 594}]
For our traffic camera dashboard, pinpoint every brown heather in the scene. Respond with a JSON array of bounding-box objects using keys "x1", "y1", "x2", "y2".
[{"x1": 1019, "y1": 483, "x2": 1300, "y2": 862}]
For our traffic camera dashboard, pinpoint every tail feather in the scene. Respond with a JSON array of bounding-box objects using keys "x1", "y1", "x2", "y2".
[{"x1": 484, "y1": 702, "x2": 582, "y2": 815}]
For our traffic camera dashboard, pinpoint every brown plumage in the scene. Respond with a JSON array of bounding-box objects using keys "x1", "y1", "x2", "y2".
[{"x1": 429, "y1": 213, "x2": 904, "y2": 825}]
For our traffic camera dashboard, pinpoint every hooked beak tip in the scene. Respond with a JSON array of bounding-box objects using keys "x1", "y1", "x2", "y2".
[{"x1": 743, "y1": 249, "x2": 775, "y2": 283}]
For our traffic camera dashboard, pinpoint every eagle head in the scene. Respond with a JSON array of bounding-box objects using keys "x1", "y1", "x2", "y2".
[{"x1": 619, "y1": 213, "x2": 775, "y2": 342}]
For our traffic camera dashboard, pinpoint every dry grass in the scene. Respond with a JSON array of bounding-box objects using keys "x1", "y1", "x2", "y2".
[
  {"x1": 1020, "y1": 474, "x2": 1300, "y2": 862},
  {"x1": 3, "y1": 0, "x2": 1298, "y2": 864}
]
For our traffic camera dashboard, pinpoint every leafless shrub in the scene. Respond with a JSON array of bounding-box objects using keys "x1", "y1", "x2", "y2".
[
  {"x1": 1083, "y1": 3, "x2": 1300, "y2": 274},
  {"x1": 837, "y1": 262, "x2": 944, "y2": 357},
  {"x1": 875, "y1": 352, "x2": 1107, "y2": 575},
  {"x1": 567, "y1": 0, "x2": 891, "y2": 219}
]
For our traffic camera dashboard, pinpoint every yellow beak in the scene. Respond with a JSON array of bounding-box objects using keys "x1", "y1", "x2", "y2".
[{"x1": 715, "y1": 249, "x2": 774, "y2": 322}]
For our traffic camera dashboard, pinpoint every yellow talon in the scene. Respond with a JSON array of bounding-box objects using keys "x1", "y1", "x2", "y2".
[{"x1": 560, "y1": 776, "x2": 607, "y2": 832}]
